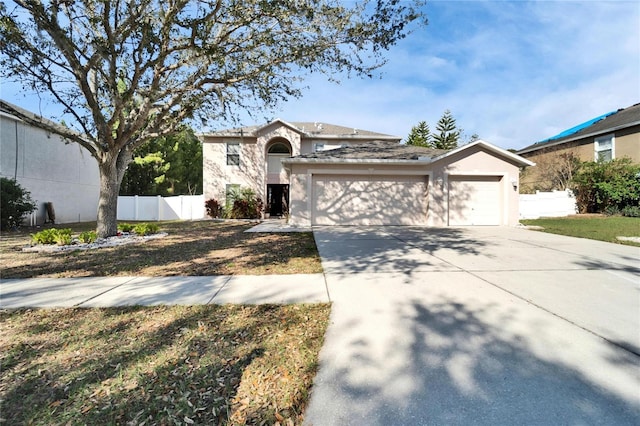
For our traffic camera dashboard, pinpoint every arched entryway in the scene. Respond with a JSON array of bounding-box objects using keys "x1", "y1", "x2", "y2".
[{"x1": 266, "y1": 139, "x2": 292, "y2": 216}]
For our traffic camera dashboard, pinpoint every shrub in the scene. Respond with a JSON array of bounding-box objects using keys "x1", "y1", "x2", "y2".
[
  {"x1": 78, "y1": 231, "x2": 98, "y2": 243},
  {"x1": 53, "y1": 228, "x2": 73, "y2": 246},
  {"x1": 118, "y1": 223, "x2": 135, "y2": 232},
  {"x1": 0, "y1": 177, "x2": 37, "y2": 230},
  {"x1": 225, "y1": 187, "x2": 264, "y2": 219},
  {"x1": 132, "y1": 222, "x2": 159, "y2": 236},
  {"x1": 572, "y1": 158, "x2": 640, "y2": 213},
  {"x1": 31, "y1": 228, "x2": 72, "y2": 245},
  {"x1": 31, "y1": 228, "x2": 58, "y2": 245},
  {"x1": 621, "y1": 205, "x2": 640, "y2": 218},
  {"x1": 205, "y1": 198, "x2": 222, "y2": 218}
]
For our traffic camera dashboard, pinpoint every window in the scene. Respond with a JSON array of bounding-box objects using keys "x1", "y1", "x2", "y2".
[
  {"x1": 226, "y1": 143, "x2": 240, "y2": 165},
  {"x1": 594, "y1": 134, "x2": 614, "y2": 162},
  {"x1": 314, "y1": 143, "x2": 325, "y2": 152}
]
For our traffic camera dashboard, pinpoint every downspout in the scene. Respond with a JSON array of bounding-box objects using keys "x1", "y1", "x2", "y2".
[{"x1": 14, "y1": 119, "x2": 19, "y2": 179}]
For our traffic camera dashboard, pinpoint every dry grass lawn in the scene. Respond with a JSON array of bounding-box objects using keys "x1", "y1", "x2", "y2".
[
  {"x1": 1, "y1": 220, "x2": 323, "y2": 278},
  {"x1": 0, "y1": 304, "x2": 331, "y2": 425}
]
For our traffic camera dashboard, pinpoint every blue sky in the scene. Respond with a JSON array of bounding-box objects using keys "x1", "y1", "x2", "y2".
[{"x1": 2, "y1": 1, "x2": 638, "y2": 150}]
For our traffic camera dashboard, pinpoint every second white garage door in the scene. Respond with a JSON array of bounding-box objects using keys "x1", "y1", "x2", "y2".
[
  {"x1": 448, "y1": 175, "x2": 502, "y2": 225},
  {"x1": 312, "y1": 175, "x2": 428, "y2": 225}
]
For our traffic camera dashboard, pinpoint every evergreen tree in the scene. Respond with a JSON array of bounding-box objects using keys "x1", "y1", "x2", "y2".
[
  {"x1": 405, "y1": 121, "x2": 431, "y2": 147},
  {"x1": 432, "y1": 110, "x2": 461, "y2": 149},
  {"x1": 120, "y1": 127, "x2": 202, "y2": 196}
]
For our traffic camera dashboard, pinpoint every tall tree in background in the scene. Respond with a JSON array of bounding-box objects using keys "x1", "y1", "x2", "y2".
[
  {"x1": 405, "y1": 121, "x2": 431, "y2": 147},
  {"x1": 406, "y1": 110, "x2": 471, "y2": 149},
  {"x1": 432, "y1": 110, "x2": 461, "y2": 149},
  {"x1": 120, "y1": 127, "x2": 202, "y2": 196},
  {"x1": 0, "y1": 0, "x2": 425, "y2": 237}
]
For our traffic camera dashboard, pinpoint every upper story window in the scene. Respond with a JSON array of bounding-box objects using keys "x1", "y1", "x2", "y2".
[
  {"x1": 226, "y1": 143, "x2": 240, "y2": 166},
  {"x1": 314, "y1": 143, "x2": 325, "y2": 152},
  {"x1": 268, "y1": 143, "x2": 290, "y2": 154},
  {"x1": 594, "y1": 134, "x2": 614, "y2": 162}
]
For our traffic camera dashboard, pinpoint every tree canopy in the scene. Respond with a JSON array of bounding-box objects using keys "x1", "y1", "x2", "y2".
[
  {"x1": 120, "y1": 127, "x2": 203, "y2": 196},
  {"x1": 405, "y1": 120, "x2": 431, "y2": 147},
  {"x1": 406, "y1": 110, "x2": 474, "y2": 150},
  {"x1": 432, "y1": 109, "x2": 460, "y2": 150},
  {"x1": 0, "y1": 0, "x2": 426, "y2": 237}
]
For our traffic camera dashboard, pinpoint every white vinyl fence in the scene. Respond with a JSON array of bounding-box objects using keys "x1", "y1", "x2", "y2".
[
  {"x1": 117, "y1": 195, "x2": 206, "y2": 221},
  {"x1": 519, "y1": 190, "x2": 577, "y2": 220}
]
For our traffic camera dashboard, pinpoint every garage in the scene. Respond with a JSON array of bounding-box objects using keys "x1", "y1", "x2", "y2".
[
  {"x1": 311, "y1": 174, "x2": 428, "y2": 225},
  {"x1": 448, "y1": 175, "x2": 502, "y2": 225},
  {"x1": 283, "y1": 140, "x2": 533, "y2": 227}
]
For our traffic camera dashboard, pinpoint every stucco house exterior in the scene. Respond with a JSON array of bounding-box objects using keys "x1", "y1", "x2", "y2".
[
  {"x1": 0, "y1": 100, "x2": 100, "y2": 225},
  {"x1": 202, "y1": 119, "x2": 533, "y2": 226},
  {"x1": 517, "y1": 103, "x2": 640, "y2": 190}
]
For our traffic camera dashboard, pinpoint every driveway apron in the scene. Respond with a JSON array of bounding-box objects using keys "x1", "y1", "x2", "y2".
[{"x1": 305, "y1": 226, "x2": 640, "y2": 425}]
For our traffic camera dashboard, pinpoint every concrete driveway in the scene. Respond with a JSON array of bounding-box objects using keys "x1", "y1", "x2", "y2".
[{"x1": 305, "y1": 226, "x2": 640, "y2": 425}]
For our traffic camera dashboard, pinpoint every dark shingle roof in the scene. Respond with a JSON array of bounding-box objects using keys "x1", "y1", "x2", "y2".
[
  {"x1": 518, "y1": 103, "x2": 640, "y2": 154},
  {"x1": 294, "y1": 140, "x2": 449, "y2": 161}
]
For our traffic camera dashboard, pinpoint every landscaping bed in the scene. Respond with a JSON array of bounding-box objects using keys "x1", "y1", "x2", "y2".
[
  {"x1": 0, "y1": 304, "x2": 331, "y2": 425},
  {"x1": 0, "y1": 220, "x2": 323, "y2": 278}
]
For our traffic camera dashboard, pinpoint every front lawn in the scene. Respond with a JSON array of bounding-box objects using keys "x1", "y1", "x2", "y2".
[
  {"x1": 520, "y1": 215, "x2": 640, "y2": 246},
  {"x1": 0, "y1": 220, "x2": 323, "y2": 278},
  {"x1": 0, "y1": 304, "x2": 330, "y2": 425}
]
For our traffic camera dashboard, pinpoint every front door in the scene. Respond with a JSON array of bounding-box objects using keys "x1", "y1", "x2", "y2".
[{"x1": 267, "y1": 184, "x2": 289, "y2": 216}]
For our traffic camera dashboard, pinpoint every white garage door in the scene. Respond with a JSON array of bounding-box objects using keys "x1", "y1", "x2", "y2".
[
  {"x1": 448, "y1": 176, "x2": 502, "y2": 225},
  {"x1": 312, "y1": 175, "x2": 428, "y2": 225}
]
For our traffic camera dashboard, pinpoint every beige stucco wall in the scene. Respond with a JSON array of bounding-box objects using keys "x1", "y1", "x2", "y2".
[
  {"x1": 202, "y1": 122, "x2": 398, "y2": 206},
  {"x1": 0, "y1": 113, "x2": 100, "y2": 224},
  {"x1": 616, "y1": 128, "x2": 640, "y2": 160},
  {"x1": 287, "y1": 146, "x2": 523, "y2": 227}
]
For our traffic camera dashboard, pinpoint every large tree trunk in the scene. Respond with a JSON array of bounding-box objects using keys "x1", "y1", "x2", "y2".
[{"x1": 96, "y1": 150, "x2": 132, "y2": 238}]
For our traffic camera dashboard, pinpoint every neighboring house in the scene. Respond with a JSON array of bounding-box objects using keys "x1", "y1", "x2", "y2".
[
  {"x1": 202, "y1": 119, "x2": 533, "y2": 226},
  {"x1": 0, "y1": 100, "x2": 100, "y2": 225},
  {"x1": 517, "y1": 103, "x2": 640, "y2": 190}
]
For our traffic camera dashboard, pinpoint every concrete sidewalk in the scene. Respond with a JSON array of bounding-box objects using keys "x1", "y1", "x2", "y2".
[{"x1": 0, "y1": 274, "x2": 329, "y2": 308}]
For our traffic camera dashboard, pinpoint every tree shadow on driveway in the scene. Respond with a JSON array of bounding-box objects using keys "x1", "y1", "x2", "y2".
[
  {"x1": 307, "y1": 294, "x2": 640, "y2": 425},
  {"x1": 313, "y1": 227, "x2": 489, "y2": 275}
]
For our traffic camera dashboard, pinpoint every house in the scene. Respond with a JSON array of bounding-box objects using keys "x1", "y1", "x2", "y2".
[
  {"x1": 517, "y1": 103, "x2": 640, "y2": 190},
  {"x1": 0, "y1": 100, "x2": 100, "y2": 225},
  {"x1": 202, "y1": 119, "x2": 534, "y2": 226},
  {"x1": 201, "y1": 120, "x2": 401, "y2": 217}
]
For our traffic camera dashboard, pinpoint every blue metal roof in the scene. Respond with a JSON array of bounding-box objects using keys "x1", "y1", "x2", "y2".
[{"x1": 537, "y1": 110, "x2": 616, "y2": 144}]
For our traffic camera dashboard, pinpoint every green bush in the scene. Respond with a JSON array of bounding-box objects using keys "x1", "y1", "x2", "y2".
[
  {"x1": 54, "y1": 228, "x2": 72, "y2": 246},
  {"x1": 78, "y1": 231, "x2": 98, "y2": 243},
  {"x1": 118, "y1": 223, "x2": 135, "y2": 232},
  {"x1": 572, "y1": 158, "x2": 640, "y2": 213},
  {"x1": 621, "y1": 205, "x2": 640, "y2": 218},
  {"x1": 132, "y1": 223, "x2": 159, "y2": 236},
  {"x1": 224, "y1": 187, "x2": 264, "y2": 219},
  {"x1": 31, "y1": 228, "x2": 72, "y2": 245},
  {"x1": 31, "y1": 229, "x2": 58, "y2": 245},
  {"x1": 1, "y1": 177, "x2": 37, "y2": 230}
]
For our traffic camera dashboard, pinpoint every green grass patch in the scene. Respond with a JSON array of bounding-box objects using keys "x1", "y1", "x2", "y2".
[
  {"x1": 0, "y1": 304, "x2": 331, "y2": 425},
  {"x1": 521, "y1": 215, "x2": 640, "y2": 246}
]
